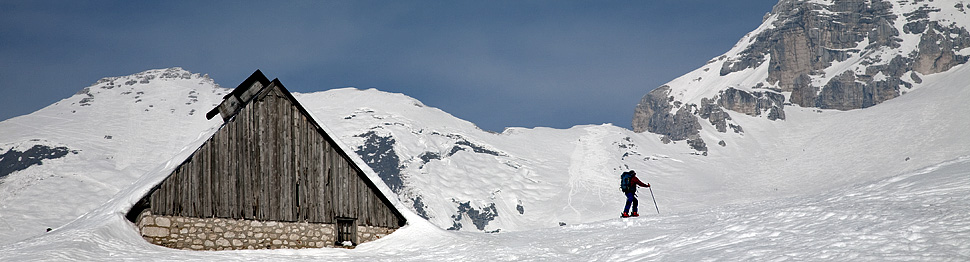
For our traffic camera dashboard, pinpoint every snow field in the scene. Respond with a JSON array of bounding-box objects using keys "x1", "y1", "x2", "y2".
[
  {"x1": 2, "y1": 7, "x2": 969, "y2": 256},
  {"x1": 2, "y1": 156, "x2": 966, "y2": 261}
]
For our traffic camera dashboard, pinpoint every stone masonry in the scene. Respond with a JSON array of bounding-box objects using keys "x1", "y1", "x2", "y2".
[{"x1": 135, "y1": 211, "x2": 395, "y2": 250}]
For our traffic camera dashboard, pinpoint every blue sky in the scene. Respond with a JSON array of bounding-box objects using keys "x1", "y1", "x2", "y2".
[{"x1": 0, "y1": 1, "x2": 778, "y2": 132}]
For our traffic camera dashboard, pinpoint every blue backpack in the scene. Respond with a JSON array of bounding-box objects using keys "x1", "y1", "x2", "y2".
[{"x1": 619, "y1": 172, "x2": 634, "y2": 192}]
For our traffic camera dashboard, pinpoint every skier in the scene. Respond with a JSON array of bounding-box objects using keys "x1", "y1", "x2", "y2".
[{"x1": 620, "y1": 170, "x2": 650, "y2": 218}]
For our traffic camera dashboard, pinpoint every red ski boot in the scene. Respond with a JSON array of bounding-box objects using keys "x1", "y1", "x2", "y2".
[
  {"x1": 621, "y1": 212, "x2": 631, "y2": 218},
  {"x1": 631, "y1": 212, "x2": 639, "y2": 217}
]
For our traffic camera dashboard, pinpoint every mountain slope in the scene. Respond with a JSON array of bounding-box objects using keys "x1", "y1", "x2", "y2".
[
  {"x1": 633, "y1": 0, "x2": 970, "y2": 153},
  {"x1": 0, "y1": 68, "x2": 229, "y2": 244},
  {"x1": 1, "y1": 58, "x2": 968, "y2": 246},
  {"x1": 0, "y1": 1, "x2": 967, "y2": 259},
  {"x1": 295, "y1": 60, "x2": 970, "y2": 233}
]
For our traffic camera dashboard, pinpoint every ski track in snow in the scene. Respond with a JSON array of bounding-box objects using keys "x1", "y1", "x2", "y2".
[{"x1": 565, "y1": 126, "x2": 612, "y2": 218}]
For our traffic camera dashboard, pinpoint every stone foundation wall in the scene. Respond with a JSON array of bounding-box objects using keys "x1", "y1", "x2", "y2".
[
  {"x1": 135, "y1": 211, "x2": 395, "y2": 250},
  {"x1": 357, "y1": 225, "x2": 395, "y2": 244}
]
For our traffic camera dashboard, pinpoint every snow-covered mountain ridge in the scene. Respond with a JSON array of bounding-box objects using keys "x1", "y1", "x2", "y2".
[
  {"x1": 633, "y1": 0, "x2": 970, "y2": 153},
  {"x1": 0, "y1": 1, "x2": 968, "y2": 258},
  {"x1": 296, "y1": 62, "x2": 970, "y2": 234},
  {"x1": 1, "y1": 54, "x2": 968, "y2": 259},
  {"x1": 8, "y1": 58, "x2": 968, "y2": 240}
]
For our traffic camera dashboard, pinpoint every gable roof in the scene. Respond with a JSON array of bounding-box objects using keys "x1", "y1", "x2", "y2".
[{"x1": 130, "y1": 70, "x2": 408, "y2": 226}]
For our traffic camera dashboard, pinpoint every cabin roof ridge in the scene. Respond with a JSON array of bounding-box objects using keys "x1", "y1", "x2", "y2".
[{"x1": 205, "y1": 70, "x2": 271, "y2": 120}]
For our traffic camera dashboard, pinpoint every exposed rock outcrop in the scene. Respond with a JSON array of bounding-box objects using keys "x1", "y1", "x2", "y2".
[
  {"x1": 912, "y1": 21, "x2": 970, "y2": 74},
  {"x1": 698, "y1": 98, "x2": 731, "y2": 133},
  {"x1": 633, "y1": 86, "x2": 782, "y2": 154},
  {"x1": 632, "y1": 86, "x2": 703, "y2": 149},
  {"x1": 722, "y1": 0, "x2": 900, "y2": 91},
  {"x1": 718, "y1": 88, "x2": 786, "y2": 121}
]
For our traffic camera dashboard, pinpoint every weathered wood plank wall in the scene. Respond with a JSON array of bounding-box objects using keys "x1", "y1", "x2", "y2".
[{"x1": 148, "y1": 84, "x2": 403, "y2": 228}]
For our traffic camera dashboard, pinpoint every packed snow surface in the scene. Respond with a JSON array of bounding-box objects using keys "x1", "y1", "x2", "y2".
[{"x1": 1, "y1": 157, "x2": 967, "y2": 261}]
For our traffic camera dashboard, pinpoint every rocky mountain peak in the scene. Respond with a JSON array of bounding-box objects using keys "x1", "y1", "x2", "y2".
[
  {"x1": 87, "y1": 67, "x2": 215, "y2": 91},
  {"x1": 633, "y1": 0, "x2": 970, "y2": 153},
  {"x1": 71, "y1": 67, "x2": 224, "y2": 110}
]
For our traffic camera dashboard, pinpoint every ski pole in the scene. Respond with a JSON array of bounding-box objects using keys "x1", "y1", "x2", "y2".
[{"x1": 648, "y1": 186, "x2": 659, "y2": 214}]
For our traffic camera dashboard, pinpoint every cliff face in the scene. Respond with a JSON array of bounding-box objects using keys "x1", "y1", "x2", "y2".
[{"x1": 633, "y1": 0, "x2": 970, "y2": 153}]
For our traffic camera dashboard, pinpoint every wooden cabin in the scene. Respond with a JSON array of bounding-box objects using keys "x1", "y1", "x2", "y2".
[{"x1": 127, "y1": 70, "x2": 406, "y2": 250}]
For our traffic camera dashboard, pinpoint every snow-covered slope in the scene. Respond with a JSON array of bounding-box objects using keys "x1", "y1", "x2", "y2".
[
  {"x1": 0, "y1": 1, "x2": 968, "y2": 259},
  {"x1": 2, "y1": 60, "x2": 966, "y2": 243},
  {"x1": 633, "y1": 0, "x2": 970, "y2": 153},
  {"x1": 1, "y1": 150, "x2": 967, "y2": 261},
  {"x1": 293, "y1": 60, "x2": 970, "y2": 233},
  {"x1": 0, "y1": 68, "x2": 229, "y2": 244}
]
